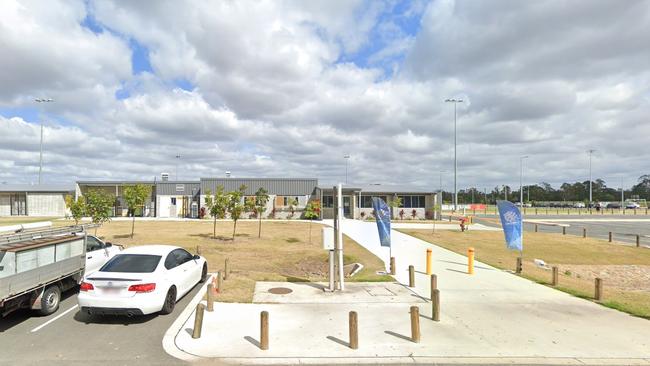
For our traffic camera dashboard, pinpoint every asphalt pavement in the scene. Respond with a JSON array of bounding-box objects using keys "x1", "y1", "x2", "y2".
[
  {"x1": 0, "y1": 284, "x2": 202, "y2": 365},
  {"x1": 473, "y1": 214, "x2": 650, "y2": 247}
]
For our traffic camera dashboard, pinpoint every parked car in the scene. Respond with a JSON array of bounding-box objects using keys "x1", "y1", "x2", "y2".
[
  {"x1": 625, "y1": 202, "x2": 641, "y2": 209},
  {"x1": 0, "y1": 225, "x2": 119, "y2": 317},
  {"x1": 78, "y1": 245, "x2": 208, "y2": 316},
  {"x1": 606, "y1": 202, "x2": 621, "y2": 209},
  {"x1": 573, "y1": 202, "x2": 586, "y2": 208}
]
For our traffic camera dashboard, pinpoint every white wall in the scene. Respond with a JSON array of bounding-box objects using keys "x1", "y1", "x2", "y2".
[{"x1": 26, "y1": 193, "x2": 67, "y2": 216}]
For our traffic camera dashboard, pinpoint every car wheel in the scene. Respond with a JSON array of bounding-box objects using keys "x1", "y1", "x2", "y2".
[
  {"x1": 37, "y1": 285, "x2": 61, "y2": 316},
  {"x1": 160, "y1": 286, "x2": 177, "y2": 315},
  {"x1": 200, "y1": 263, "x2": 208, "y2": 283}
]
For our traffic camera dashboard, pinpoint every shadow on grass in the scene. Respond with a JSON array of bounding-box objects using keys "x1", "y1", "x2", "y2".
[
  {"x1": 283, "y1": 275, "x2": 310, "y2": 283},
  {"x1": 188, "y1": 233, "x2": 234, "y2": 241},
  {"x1": 285, "y1": 237, "x2": 300, "y2": 243},
  {"x1": 113, "y1": 234, "x2": 132, "y2": 239}
]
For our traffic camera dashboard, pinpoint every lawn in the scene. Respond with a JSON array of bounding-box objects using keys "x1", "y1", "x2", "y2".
[
  {"x1": 0, "y1": 216, "x2": 63, "y2": 226},
  {"x1": 88, "y1": 219, "x2": 391, "y2": 302},
  {"x1": 400, "y1": 229, "x2": 650, "y2": 319}
]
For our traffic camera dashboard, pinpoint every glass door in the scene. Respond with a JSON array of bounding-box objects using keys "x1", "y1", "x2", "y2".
[{"x1": 10, "y1": 193, "x2": 26, "y2": 216}]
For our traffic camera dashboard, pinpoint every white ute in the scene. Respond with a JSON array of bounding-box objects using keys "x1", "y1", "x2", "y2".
[{"x1": 78, "y1": 245, "x2": 208, "y2": 316}]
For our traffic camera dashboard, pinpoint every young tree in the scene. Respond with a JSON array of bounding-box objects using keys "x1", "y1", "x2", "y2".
[
  {"x1": 226, "y1": 185, "x2": 247, "y2": 240},
  {"x1": 85, "y1": 189, "x2": 114, "y2": 235},
  {"x1": 253, "y1": 187, "x2": 269, "y2": 238},
  {"x1": 287, "y1": 197, "x2": 299, "y2": 219},
  {"x1": 389, "y1": 196, "x2": 402, "y2": 219},
  {"x1": 304, "y1": 199, "x2": 321, "y2": 243},
  {"x1": 64, "y1": 195, "x2": 86, "y2": 225},
  {"x1": 123, "y1": 184, "x2": 152, "y2": 238},
  {"x1": 204, "y1": 186, "x2": 228, "y2": 239}
]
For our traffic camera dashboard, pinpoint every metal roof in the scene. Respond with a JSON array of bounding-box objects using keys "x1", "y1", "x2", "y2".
[
  {"x1": 156, "y1": 182, "x2": 201, "y2": 196},
  {"x1": 317, "y1": 184, "x2": 436, "y2": 194},
  {"x1": 201, "y1": 178, "x2": 318, "y2": 196},
  {"x1": 0, "y1": 184, "x2": 74, "y2": 193},
  {"x1": 76, "y1": 180, "x2": 156, "y2": 185}
]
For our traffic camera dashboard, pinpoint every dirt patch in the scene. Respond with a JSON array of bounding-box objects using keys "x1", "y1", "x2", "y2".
[{"x1": 558, "y1": 264, "x2": 650, "y2": 292}]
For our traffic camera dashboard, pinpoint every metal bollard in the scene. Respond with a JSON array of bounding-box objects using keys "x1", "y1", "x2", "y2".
[
  {"x1": 408, "y1": 265, "x2": 415, "y2": 287},
  {"x1": 516, "y1": 257, "x2": 522, "y2": 274},
  {"x1": 583, "y1": 228, "x2": 587, "y2": 238},
  {"x1": 562, "y1": 226, "x2": 566, "y2": 235},
  {"x1": 426, "y1": 249, "x2": 432, "y2": 275},
  {"x1": 608, "y1": 231, "x2": 612, "y2": 242},
  {"x1": 390, "y1": 257, "x2": 396, "y2": 275},
  {"x1": 260, "y1": 311, "x2": 269, "y2": 350},
  {"x1": 410, "y1": 306, "x2": 420, "y2": 343},
  {"x1": 349, "y1": 311, "x2": 358, "y2": 349},
  {"x1": 207, "y1": 284, "x2": 214, "y2": 312},
  {"x1": 224, "y1": 258, "x2": 230, "y2": 280},
  {"x1": 431, "y1": 289, "x2": 440, "y2": 322},
  {"x1": 467, "y1": 247, "x2": 475, "y2": 275},
  {"x1": 192, "y1": 303, "x2": 205, "y2": 339},
  {"x1": 552, "y1": 266, "x2": 559, "y2": 286},
  {"x1": 534, "y1": 224, "x2": 538, "y2": 233},
  {"x1": 636, "y1": 235, "x2": 641, "y2": 248},
  {"x1": 595, "y1": 278, "x2": 603, "y2": 301}
]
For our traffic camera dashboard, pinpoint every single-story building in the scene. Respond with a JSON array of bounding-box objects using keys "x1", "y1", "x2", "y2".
[
  {"x1": 316, "y1": 184, "x2": 437, "y2": 220},
  {"x1": 75, "y1": 180, "x2": 156, "y2": 217},
  {"x1": 156, "y1": 181, "x2": 201, "y2": 218},
  {"x1": 0, "y1": 184, "x2": 73, "y2": 217},
  {"x1": 200, "y1": 177, "x2": 317, "y2": 219}
]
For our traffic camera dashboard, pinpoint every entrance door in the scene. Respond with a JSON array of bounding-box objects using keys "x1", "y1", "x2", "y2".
[
  {"x1": 343, "y1": 196, "x2": 351, "y2": 218},
  {"x1": 10, "y1": 193, "x2": 26, "y2": 216}
]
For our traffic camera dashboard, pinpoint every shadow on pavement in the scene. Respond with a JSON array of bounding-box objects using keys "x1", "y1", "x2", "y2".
[
  {"x1": 384, "y1": 330, "x2": 412, "y2": 342},
  {"x1": 244, "y1": 336, "x2": 261, "y2": 348},
  {"x1": 438, "y1": 259, "x2": 493, "y2": 270},
  {"x1": 326, "y1": 335, "x2": 349, "y2": 348},
  {"x1": 73, "y1": 310, "x2": 158, "y2": 325},
  {"x1": 0, "y1": 287, "x2": 78, "y2": 332}
]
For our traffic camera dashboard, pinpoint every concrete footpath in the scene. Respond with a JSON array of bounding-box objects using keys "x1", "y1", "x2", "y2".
[{"x1": 166, "y1": 220, "x2": 650, "y2": 365}]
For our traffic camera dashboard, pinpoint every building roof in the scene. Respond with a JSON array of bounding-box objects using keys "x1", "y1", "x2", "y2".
[
  {"x1": 76, "y1": 180, "x2": 156, "y2": 185},
  {"x1": 0, "y1": 184, "x2": 74, "y2": 193},
  {"x1": 201, "y1": 178, "x2": 318, "y2": 196},
  {"x1": 317, "y1": 184, "x2": 436, "y2": 194}
]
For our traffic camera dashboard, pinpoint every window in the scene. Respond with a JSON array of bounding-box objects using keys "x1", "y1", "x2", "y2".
[
  {"x1": 322, "y1": 195, "x2": 334, "y2": 208},
  {"x1": 100, "y1": 255, "x2": 161, "y2": 273},
  {"x1": 282, "y1": 196, "x2": 300, "y2": 206},
  {"x1": 360, "y1": 196, "x2": 387, "y2": 208},
  {"x1": 171, "y1": 197, "x2": 177, "y2": 205},
  {"x1": 86, "y1": 236, "x2": 104, "y2": 252},
  {"x1": 173, "y1": 249, "x2": 194, "y2": 265},
  {"x1": 397, "y1": 195, "x2": 425, "y2": 208}
]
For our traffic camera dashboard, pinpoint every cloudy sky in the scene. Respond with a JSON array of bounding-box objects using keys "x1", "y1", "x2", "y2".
[{"x1": 1, "y1": 0, "x2": 649, "y2": 191}]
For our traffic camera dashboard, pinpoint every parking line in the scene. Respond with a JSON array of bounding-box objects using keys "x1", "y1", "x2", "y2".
[{"x1": 30, "y1": 305, "x2": 78, "y2": 333}]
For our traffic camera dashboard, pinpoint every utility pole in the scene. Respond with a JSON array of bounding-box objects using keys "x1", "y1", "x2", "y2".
[
  {"x1": 175, "y1": 154, "x2": 182, "y2": 180},
  {"x1": 35, "y1": 98, "x2": 54, "y2": 184},
  {"x1": 344, "y1": 155, "x2": 350, "y2": 184},
  {"x1": 588, "y1": 149, "x2": 596, "y2": 204},
  {"x1": 445, "y1": 99, "x2": 463, "y2": 211},
  {"x1": 520, "y1": 156, "x2": 528, "y2": 205}
]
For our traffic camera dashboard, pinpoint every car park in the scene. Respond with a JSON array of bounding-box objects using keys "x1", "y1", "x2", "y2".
[{"x1": 78, "y1": 245, "x2": 208, "y2": 316}]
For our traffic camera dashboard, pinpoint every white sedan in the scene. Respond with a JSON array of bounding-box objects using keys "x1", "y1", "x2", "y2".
[{"x1": 78, "y1": 245, "x2": 208, "y2": 316}]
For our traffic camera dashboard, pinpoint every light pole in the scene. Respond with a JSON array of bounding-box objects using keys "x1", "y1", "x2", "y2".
[
  {"x1": 587, "y1": 149, "x2": 596, "y2": 204},
  {"x1": 343, "y1": 154, "x2": 350, "y2": 184},
  {"x1": 520, "y1": 155, "x2": 528, "y2": 205},
  {"x1": 175, "y1": 154, "x2": 181, "y2": 180},
  {"x1": 35, "y1": 98, "x2": 54, "y2": 184},
  {"x1": 445, "y1": 98, "x2": 463, "y2": 211},
  {"x1": 439, "y1": 170, "x2": 446, "y2": 219}
]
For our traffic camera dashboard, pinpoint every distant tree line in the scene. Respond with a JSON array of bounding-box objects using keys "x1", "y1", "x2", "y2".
[{"x1": 442, "y1": 174, "x2": 650, "y2": 204}]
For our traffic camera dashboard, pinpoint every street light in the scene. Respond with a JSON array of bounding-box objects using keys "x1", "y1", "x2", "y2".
[
  {"x1": 343, "y1": 154, "x2": 350, "y2": 184},
  {"x1": 438, "y1": 170, "x2": 446, "y2": 219},
  {"x1": 520, "y1": 155, "x2": 528, "y2": 205},
  {"x1": 35, "y1": 98, "x2": 54, "y2": 184},
  {"x1": 175, "y1": 154, "x2": 181, "y2": 180},
  {"x1": 445, "y1": 98, "x2": 463, "y2": 211},
  {"x1": 587, "y1": 149, "x2": 596, "y2": 204}
]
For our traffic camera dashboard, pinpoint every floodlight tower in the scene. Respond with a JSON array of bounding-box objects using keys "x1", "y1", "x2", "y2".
[
  {"x1": 35, "y1": 98, "x2": 54, "y2": 184},
  {"x1": 588, "y1": 149, "x2": 596, "y2": 204},
  {"x1": 445, "y1": 98, "x2": 463, "y2": 211}
]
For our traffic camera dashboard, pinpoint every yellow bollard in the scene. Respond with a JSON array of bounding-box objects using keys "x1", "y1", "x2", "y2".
[
  {"x1": 426, "y1": 249, "x2": 432, "y2": 275},
  {"x1": 467, "y1": 247, "x2": 475, "y2": 275}
]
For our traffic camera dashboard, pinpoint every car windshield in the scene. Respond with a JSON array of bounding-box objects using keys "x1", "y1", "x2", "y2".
[{"x1": 99, "y1": 254, "x2": 161, "y2": 273}]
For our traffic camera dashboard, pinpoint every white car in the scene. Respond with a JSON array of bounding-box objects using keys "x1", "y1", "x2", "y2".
[
  {"x1": 78, "y1": 245, "x2": 208, "y2": 316},
  {"x1": 81, "y1": 235, "x2": 123, "y2": 275}
]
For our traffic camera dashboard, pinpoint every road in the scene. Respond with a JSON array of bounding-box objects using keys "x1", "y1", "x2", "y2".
[
  {"x1": 474, "y1": 214, "x2": 650, "y2": 247},
  {"x1": 0, "y1": 284, "x2": 201, "y2": 365}
]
